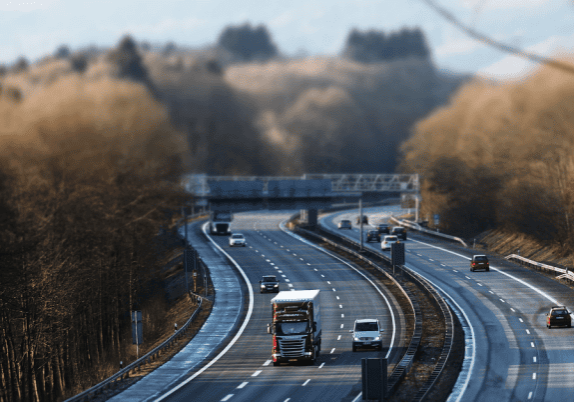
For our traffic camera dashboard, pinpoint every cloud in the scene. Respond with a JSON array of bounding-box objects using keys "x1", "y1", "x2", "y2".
[
  {"x1": 120, "y1": 17, "x2": 206, "y2": 36},
  {"x1": 435, "y1": 36, "x2": 487, "y2": 56},
  {"x1": 478, "y1": 33, "x2": 574, "y2": 79},
  {"x1": 0, "y1": 0, "x2": 59, "y2": 11},
  {"x1": 462, "y1": 0, "x2": 551, "y2": 11}
]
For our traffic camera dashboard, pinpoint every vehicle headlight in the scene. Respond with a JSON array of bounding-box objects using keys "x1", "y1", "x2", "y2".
[
  {"x1": 273, "y1": 284, "x2": 278, "y2": 287},
  {"x1": 261, "y1": 284, "x2": 266, "y2": 288},
  {"x1": 354, "y1": 337, "x2": 360, "y2": 341},
  {"x1": 374, "y1": 337, "x2": 381, "y2": 341}
]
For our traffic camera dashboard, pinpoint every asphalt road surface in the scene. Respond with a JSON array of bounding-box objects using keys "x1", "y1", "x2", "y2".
[
  {"x1": 159, "y1": 211, "x2": 407, "y2": 402},
  {"x1": 324, "y1": 205, "x2": 574, "y2": 402}
]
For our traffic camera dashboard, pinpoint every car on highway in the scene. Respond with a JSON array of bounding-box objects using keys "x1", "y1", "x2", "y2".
[
  {"x1": 377, "y1": 223, "x2": 390, "y2": 234},
  {"x1": 381, "y1": 235, "x2": 398, "y2": 251},
  {"x1": 229, "y1": 233, "x2": 246, "y2": 247},
  {"x1": 546, "y1": 306, "x2": 572, "y2": 328},
  {"x1": 259, "y1": 275, "x2": 280, "y2": 293},
  {"x1": 391, "y1": 226, "x2": 407, "y2": 240},
  {"x1": 470, "y1": 255, "x2": 489, "y2": 272},
  {"x1": 366, "y1": 230, "x2": 381, "y2": 243},
  {"x1": 350, "y1": 318, "x2": 383, "y2": 351},
  {"x1": 338, "y1": 219, "x2": 352, "y2": 229},
  {"x1": 356, "y1": 215, "x2": 369, "y2": 225}
]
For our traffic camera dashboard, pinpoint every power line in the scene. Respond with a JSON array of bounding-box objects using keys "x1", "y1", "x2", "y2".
[{"x1": 420, "y1": 0, "x2": 574, "y2": 75}]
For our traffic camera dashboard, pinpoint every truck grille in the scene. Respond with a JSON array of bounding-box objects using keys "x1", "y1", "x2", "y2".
[{"x1": 278, "y1": 337, "x2": 306, "y2": 358}]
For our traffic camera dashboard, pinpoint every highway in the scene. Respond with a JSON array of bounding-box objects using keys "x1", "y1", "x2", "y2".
[
  {"x1": 323, "y1": 206, "x2": 574, "y2": 402},
  {"x1": 158, "y1": 211, "x2": 407, "y2": 402}
]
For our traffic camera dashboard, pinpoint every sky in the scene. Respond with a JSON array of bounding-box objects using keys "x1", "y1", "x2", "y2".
[{"x1": 1, "y1": 0, "x2": 573, "y2": 79}]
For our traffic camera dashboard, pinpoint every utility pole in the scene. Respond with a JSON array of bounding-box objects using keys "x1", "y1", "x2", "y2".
[{"x1": 359, "y1": 198, "x2": 364, "y2": 252}]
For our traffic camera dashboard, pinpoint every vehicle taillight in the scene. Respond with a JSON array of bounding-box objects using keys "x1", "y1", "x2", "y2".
[
  {"x1": 472, "y1": 262, "x2": 476, "y2": 266},
  {"x1": 273, "y1": 335, "x2": 277, "y2": 351}
]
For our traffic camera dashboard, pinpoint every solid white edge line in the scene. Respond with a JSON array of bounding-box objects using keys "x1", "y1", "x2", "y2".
[
  {"x1": 153, "y1": 222, "x2": 254, "y2": 402},
  {"x1": 279, "y1": 220, "x2": 397, "y2": 359}
]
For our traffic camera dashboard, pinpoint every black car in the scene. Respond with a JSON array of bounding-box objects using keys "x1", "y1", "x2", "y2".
[
  {"x1": 377, "y1": 223, "x2": 390, "y2": 234},
  {"x1": 259, "y1": 275, "x2": 280, "y2": 293},
  {"x1": 391, "y1": 226, "x2": 407, "y2": 240},
  {"x1": 546, "y1": 306, "x2": 572, "y2": 328},
  {"x1": 366, "y1": 230, "x2": 381, "y2": 243},
  {"x1": 470, "y1": 255, "x2": 489, "y2": 272},
  {"x1": 356, "y1": 215, "x2": 369, "y2": 225}
]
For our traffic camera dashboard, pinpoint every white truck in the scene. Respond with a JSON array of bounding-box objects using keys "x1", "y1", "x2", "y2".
[
  {"x1": 209, "y1": 211, "x2": 233, "y2": 235},
  {"x1": 268, "y1": 290, "x2": 321, "y2": 366}
]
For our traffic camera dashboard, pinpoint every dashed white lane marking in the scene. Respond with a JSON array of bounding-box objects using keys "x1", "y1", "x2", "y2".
[
  {"x1": 307, "y1": 263, "x2": 311, "y2": 265},
  {"x1": 288, "y1": 284, "x2": 293, "y2": 287},
  {"x1": 293, "y1": 253, "x2": 297, "y2": 256},
  {"x1": 526, "y1": 329, "x2": 530, "y2": 334},
  {"x1": 286, "y1": 249, "x2": 290, "y2": 252},
  {"x1": 489, "y1": 291, "x2": 494, "y2": 294},
  {"x1": 319, "y1": 363, "x2": 325, "y2": 368},
  {"x1": 280, "y1": 246, "x2": 284, "y2": 248},
  {"x1": 339, "y1": 305, "x2": 343, "y2": 308},
  {"x1": 528, "y1": 391, "x2": 533, "y2": 399},
  {"x1": 533, "y1": 357, "x2": 537, "y2": 363},
  {"x1": 340, "y1": 324, "x2": 344, "y2": 328},
  {"x1": 281, "y1": 274, "x2": 286, "y2": 277},
  {"x1": 290, "y1": 289, "x2": 295, "y2": 291},
  {"x1": 270, "y1": 263, "x2": 275, "y2": 265},
  {"x1": 332, "y1": 288, "x2": 336, "y2": 291},
  {"x1": 266, "y1": 259, "x2": 271, "y2": 262},
  {"x1": 337, "y1": 335, "x2": 341, "y2": 340},
  {"x1": 441, "y1": 263, "x2": 446, "y2": 267},
  {"x1": 531, "y1": 342, "x2": 535, "y2": 348},
  {"x1": 465, "y1": 276, "x2": 471, "y2": 279},
  {"x1": 500, "y1": 299, "x2": 505, "y2": 303},
  {"x1": 302, "y1": 379, "x2": 311, "y2": 386},
  {"x1": 330, "y1": 348, "x2": 336, "y2": 354},
  {"x1": 300, "y1": 258, "x2": 304, "y2": 261},
  {"x1": 274, "y1": 242, "x2": 278, "y2": 245},
  {"x1": 511, "y1": 308, "x2": 516, "y2": 312},
  {"x1": 533, "y1": 373, "x2": 537, "y2": 380},
  {"x1": 453, "y1": 269, "x2": 458, "y2": 272},
  {"x1": 327, "y1": 281, "x2": 331, "y2": 284},
  {"x1": 477, "y1": 283, "x2": 483, "y2": 286},
  {"x1": 261, "y1": 255, "x2": 265, "y2": 257},
  {"x1": 341, "y1": 313, "x2": 345, "y2": 318},
  {"x1": 274, "y1": 267, "x2": 279, "y2": 270},
  {"x1": 249, "y1": 246, "x2": 253, "y2": 248},
  {"x1": 263, "y1": 360, "x2": 271, "y2": 366},
  {"x1": 429, "y1": 259, "x2": 434, "y2": 261},
  {"x1": 336, "y1": 296, "x2": 340, "y2": 300},
  {"x1": 252, "y1": 370, "x2": 262, "y2": 377},
  {"x1": 285, "y1": 279, "x2": 290, "y2": 282},
  {"x1": 237, "y1": 382, "x2": 248, "y2": 389},
  {"x1": 314, "y1": 269, "x2": 319, "y2": 272},
  {"x1": 221, "y1": 395, "x2": 233, "y2": 401},
  {"x1": 519, "y1": 318, "x2": 524, "y2": 323}
]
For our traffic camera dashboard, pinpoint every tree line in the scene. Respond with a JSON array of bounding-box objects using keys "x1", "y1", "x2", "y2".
[{"x1": 400, "y1": 58, "x2": 574, "y2": 247}]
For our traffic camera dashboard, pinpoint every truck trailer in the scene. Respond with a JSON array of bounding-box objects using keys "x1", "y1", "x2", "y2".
[
  {"x1": 268, "y1": 290, "x2": 321, "y2": 366},
  {"x1": 209, "y1": 211, "x2": 233, "y2": 235}
]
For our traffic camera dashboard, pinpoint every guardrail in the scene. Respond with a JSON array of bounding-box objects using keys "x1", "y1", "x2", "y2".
[
  {"x1": 66, "y1": 215, "x2": 210, "y2": 402},
  {"x1": 65, "y1": 296, "x2": 203, "y2": 402},
  {"x1": 389, "y1": 217, "x2": 468, "y2": 248},
  {"x1": 505, "y1": 254, "x2": 574, "y2": 283},
  {"x1": 296, "y1": 222, "x2": 455, "y2": 400}
]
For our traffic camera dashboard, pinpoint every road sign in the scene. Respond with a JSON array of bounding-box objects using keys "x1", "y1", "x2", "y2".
[
  {"x1": 391, "y1": 242, "x2": 405, "y2": 267},
  {"x1": 131, "y1": 311, "x2": 143, "y2": 345}
]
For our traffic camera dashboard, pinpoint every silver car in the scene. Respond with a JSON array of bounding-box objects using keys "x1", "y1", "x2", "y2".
[
  {"x1": 229, "y1": 233, "x2": 246, "y2": 247},
  {"x1": 381, "y1": 235, "x2": 398, "y2": 251},
  {"x1": 350, "y1": 318, "x2": 384, "y2": 351}
]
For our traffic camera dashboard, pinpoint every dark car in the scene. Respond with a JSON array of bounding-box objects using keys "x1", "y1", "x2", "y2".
[
  {"x1": 356, "y1": 215, "x2": 369, "y2": 225},
  {"x1": 338, "y1": 219, "x2": 352, "y2": 229},
  {"x1": 377, "y1": 223, "x2": 390, "y2": 234},
  {"x1": 366, "y1": 230, "x2": 381, "y2": 243},
  {"x1": 259, "y1": 275, "x2": 280, "y2": 293},
  {"x1": 546, "y1": 306, "x2": 572, "y2": 328},
  {"x1": 391, "y1": 226, "x2": 407, "y2": 240},
  {"x1": 470, "y1": 255, "x2": 489, "y2": 272}
]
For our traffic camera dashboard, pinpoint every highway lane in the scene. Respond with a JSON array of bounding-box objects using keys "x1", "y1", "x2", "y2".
[
  {"x1": 160, "y1": 211, "x2": 407, "y2": 402},
  {"x1": 323, "y1": 206, "x2": 574, "y2": 402}
]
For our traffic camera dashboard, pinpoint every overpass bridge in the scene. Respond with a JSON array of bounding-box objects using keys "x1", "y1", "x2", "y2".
[{"x1": 182, "y1": 173, "x2": 420, "y2": 222}]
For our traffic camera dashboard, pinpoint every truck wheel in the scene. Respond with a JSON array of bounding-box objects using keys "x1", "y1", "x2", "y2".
[{"x1": 352, "y1": 345, "x2": 357, "y2": 352}]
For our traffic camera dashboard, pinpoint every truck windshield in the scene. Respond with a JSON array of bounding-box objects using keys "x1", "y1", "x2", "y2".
[{"x1": 277, "y1": 321, "x2": 308, "y2": 335}]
